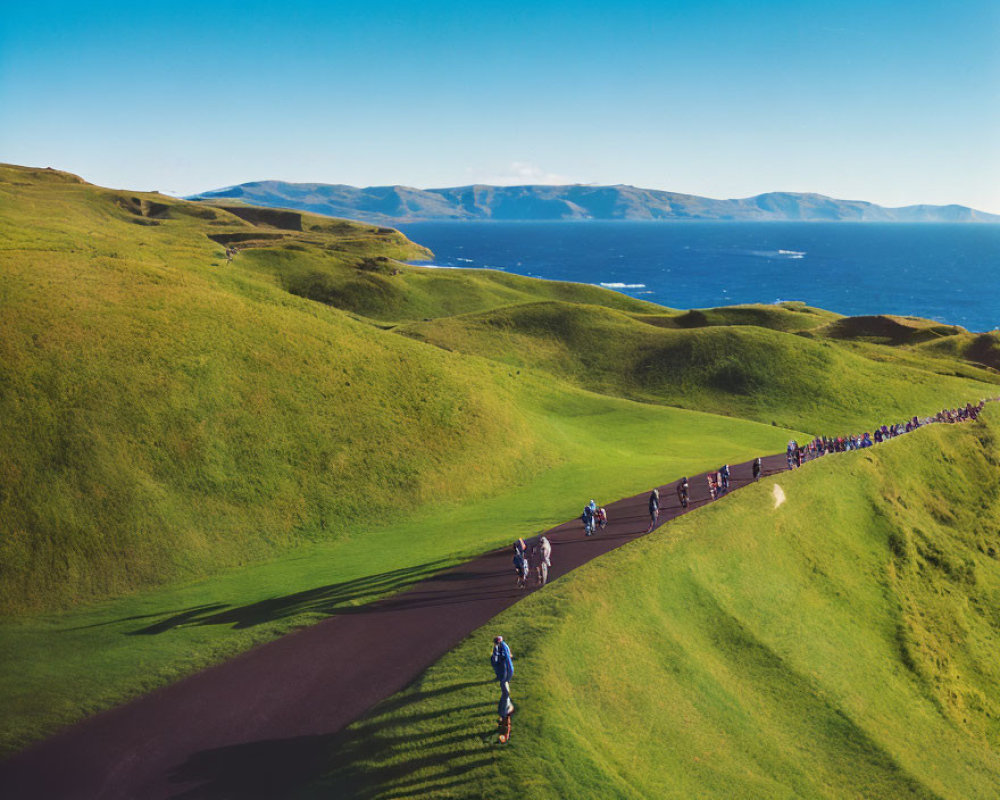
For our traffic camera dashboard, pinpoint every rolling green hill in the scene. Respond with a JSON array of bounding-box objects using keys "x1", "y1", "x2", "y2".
[
  {"x1": 0, "y1": 165, "x2": 794, "y2": 753},
  {"x1": 398, "y1": 301, "x2": 998, "y2": 432},
  {"x1": 307, "y1": 410, "x2": 1000, "y2": 799},
  {"x1": 2, "y1": 162, "x2": 999, "y2": 771}
]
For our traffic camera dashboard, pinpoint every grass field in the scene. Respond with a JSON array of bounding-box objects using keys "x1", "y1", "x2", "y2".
[
  {"x1": 398, "y1": 301, "x2": 997, "y2": 432},
  {"x1": 0, "y1": 388, "x2": 795, "y2": 756},
  {"x1": 2, "y1": 162, "x2": 999, "y2": 773},
  {"x1": 302, "y1": 410, "x2": 1000, "y2": 800}
]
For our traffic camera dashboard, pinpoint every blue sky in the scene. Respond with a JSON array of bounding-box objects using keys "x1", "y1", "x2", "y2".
[{"x1": 2, "y1": 0, "x2": 998, "y2": 211}]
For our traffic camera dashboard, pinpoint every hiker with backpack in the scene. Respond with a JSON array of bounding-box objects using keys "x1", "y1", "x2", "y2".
[
  {"x1": 491, "y1": 635, "x2": 515, "y2": 742},
  {"x1": 752, "y1": 458, "x2": 762, "y2": 481},
  {"x1": 582, "y1": 504, "x2": 596, "y2": 536},
  {"x1": 512, "y1": 544, "x2": 529, "y2": 589}
]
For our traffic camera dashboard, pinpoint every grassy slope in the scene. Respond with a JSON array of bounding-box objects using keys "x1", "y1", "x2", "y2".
[
  {"x1": 307, "y1": 410, "x2": 1000, "y2": 800},
  {"x1": 918, "y1": 331, "x2": 1000, "y2": 372},
  {"x1": 0, "y1": 389, "x2": 792, "y2": 756},
  {"x1": 2, "y1": 164, "x2": 998, "y2": 765},
  {"x1": 0, "y1": 165, "x2": 672, "y2": 615},
  {"x1": 399, "y1": 302, "x2": 998, "y2": 433},
  {"x1": 226, "y1": 228, "x2": 668, "y2": 323},
  {"x1": 0, "y1": 166, "x2": 794, "y2": 754},
  {"x1": 636, "y1": 300, "x2": 842, "y2": 333}
]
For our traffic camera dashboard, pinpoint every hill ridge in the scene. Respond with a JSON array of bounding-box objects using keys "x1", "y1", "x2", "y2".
[{"x1": 187, "y1": 181, "x2": 1000, "y2": 224}]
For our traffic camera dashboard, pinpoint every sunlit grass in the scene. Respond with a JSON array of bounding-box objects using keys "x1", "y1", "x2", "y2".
[{"x1": 304, "y1": 411, "x2": 1000, "y2": 799}]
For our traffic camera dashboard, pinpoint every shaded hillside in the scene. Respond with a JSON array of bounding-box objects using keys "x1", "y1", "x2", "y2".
[
  {"x1": 308, "y1": 410, "x2": 1000, "y2": 799},
  {"x1": 917, "y1": 332, "x2": 1000, "y2": 372},
  {"x1": 817, "y1": 314, "x2": 967, "y2": 345},
  {"x1": 398, "y1": 302, "x2": 998, "y2": 433},
  {"x1": 189, "y1": 180, "x2": 1000, "y2": 224}
]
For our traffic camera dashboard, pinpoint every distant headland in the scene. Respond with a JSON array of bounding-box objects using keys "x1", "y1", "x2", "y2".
[{"x1": 188, "y1": 182, "x2": 1000, "y2": 225}]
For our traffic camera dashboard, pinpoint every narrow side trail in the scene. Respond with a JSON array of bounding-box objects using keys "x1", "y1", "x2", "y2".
[{"x1": 0, "y1": 446, "x2": 909, "y2": 798}]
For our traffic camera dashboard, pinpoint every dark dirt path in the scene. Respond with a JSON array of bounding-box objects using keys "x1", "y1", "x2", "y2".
[{"x1": 0, "y1": 454, "x2": 790, "y2": 799}]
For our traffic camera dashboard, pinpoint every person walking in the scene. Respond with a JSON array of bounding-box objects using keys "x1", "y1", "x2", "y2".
[
  {"x1": 534, "y1": 535, "x2": 552, "y2": 586},
  {"x1": 512, "y1": 545, "x2": 529, "y2": 589},
  {"x1": 720, "y1": 464, "x2": 730, "y2": 491},
  {"x1": 647, "y1": 488, "x2": 660, "y2": 532},
  {"x1": 752, "y1": 457, "x2": 762, "y2": 481},
  {"x1": 582, "y1": 505, "x2": 595, "y2": 536},
  {"x1": 676, "y1": 477, "x2": 689, "y2": 509},
  {"x1": 491, "y1": 635, "x2": 515, "y2": 742}
]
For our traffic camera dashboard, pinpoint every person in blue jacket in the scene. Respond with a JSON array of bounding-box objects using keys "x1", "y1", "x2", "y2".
[{"x1": 491, "y1": 635, "x2": 515, "y2": 741}]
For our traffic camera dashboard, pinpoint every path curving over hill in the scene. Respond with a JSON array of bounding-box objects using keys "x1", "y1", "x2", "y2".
[{"x1": 0, "y1": 419, "x2": 979, "y2": 800}]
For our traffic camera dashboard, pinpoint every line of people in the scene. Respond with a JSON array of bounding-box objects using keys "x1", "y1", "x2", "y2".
[
  {"x1": 786, "y1": 400, "x2": 991, "y2": 467},
  {"x1": 493, "y1": 398, "x2": 995, "y2": 744}
]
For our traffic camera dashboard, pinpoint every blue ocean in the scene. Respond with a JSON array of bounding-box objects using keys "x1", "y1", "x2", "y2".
[{"x1": 398, "y1": 222, "x2": 1000, "y2": 332}]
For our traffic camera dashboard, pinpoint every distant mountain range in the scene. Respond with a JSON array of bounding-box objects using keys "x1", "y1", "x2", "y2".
[{"x1": 188, "y1": 182, "x2": 1000, "y2": 224}]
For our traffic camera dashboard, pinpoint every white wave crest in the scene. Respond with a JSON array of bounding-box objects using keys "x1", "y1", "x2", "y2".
[{"x1": 600, "y1": 282, "x2": 646, "y2": 289}]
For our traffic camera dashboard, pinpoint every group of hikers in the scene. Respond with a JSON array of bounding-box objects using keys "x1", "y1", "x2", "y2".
[
  {"x1": 494, "y1": 398, "x2": 994, "y2": 741},
  {"x1": 511, "y1": 534, "x2": 552, "y2": 590},
  {"x1": 785, "y1": 400, "x2": 989, "y2": 467},
  {"x1": 647, "y1": 459, "x2": 751, "y2": 528},
  {"x1": 580, "y1": 499, "x2": 608, "y2": 536},
  {"x1": 706, "y1": 462, "x2": 734, "y2": 501}
]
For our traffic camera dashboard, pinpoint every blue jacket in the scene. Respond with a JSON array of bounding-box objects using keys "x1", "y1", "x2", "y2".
[{"x1": 491, "y1": 641, "x2": 514, "y2": 682}]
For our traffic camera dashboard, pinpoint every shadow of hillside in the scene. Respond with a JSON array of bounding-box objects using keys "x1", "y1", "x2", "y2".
[
  {"x1": 128, "y1": 560, "x2": 451, "y2": 634},
  {"x1": 166, "y1": 680, "x2": 495, "y2": 800}
]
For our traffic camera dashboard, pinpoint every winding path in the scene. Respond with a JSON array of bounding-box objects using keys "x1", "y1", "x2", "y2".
[{"x1": 0, "y1": 450, "x2": 882, "y2": 798}]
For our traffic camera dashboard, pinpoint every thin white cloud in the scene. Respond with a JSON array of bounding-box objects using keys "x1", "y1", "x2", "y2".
[{"x1": 468, "y1": 161, "x2": 578, "y2": 186}]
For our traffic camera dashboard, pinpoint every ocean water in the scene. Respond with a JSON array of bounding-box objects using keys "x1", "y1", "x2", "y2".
[{"x1": 397, "y1": 222, "x2": 1000, "y2": 332}]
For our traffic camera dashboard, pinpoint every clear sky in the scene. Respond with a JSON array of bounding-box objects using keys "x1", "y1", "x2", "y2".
[{"x1": 2, "y1": 0, "x2": 998, "y2": 211}]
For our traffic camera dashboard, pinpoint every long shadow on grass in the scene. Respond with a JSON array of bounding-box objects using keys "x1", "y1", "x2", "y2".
[
  {"x1": 129, "y1": 560, "x2": 452, "y2": 635},
  {"x1": 166, "y1": 681, "x2": 494, "y2": 800}
]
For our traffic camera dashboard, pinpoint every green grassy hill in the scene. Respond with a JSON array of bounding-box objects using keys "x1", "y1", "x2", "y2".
[
  {"x1": 917, "y1": 331, "x2": 1000, "y2": 372},
  {"x1": 0, "y1": 165, "x2": 553, "y2": 612},
  {"x1": 4, "y1": 162, "x2": 991, "y2": 617},
  {"x1": 399, "y1": 301, "x2": 998, "y2": 432},
  {"x1": 0, "y1": 165, "x2": 794, "y2": 753},
  {"x1": 308, "y1": 409, "x2": 1000, "y2": 800},
  {"x1": 2, "y1": 163, "x2": 998, "y2": 768}
]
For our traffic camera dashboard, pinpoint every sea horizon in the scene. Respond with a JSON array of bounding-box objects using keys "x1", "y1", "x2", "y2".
[{"x1": 400, "y1": 221, "x2": 1000, "y2": 332}]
